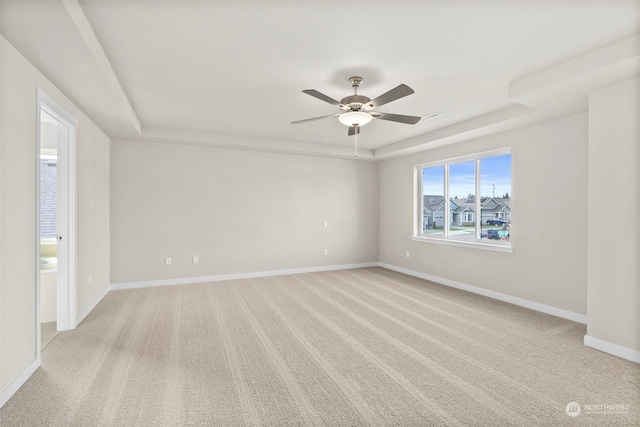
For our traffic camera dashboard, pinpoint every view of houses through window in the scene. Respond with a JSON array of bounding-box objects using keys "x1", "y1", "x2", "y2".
[{"x1": 419, "y1": 151, "x2": 511, "y2": 245}]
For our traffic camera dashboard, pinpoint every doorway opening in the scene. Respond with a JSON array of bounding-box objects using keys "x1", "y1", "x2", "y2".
[{"x1": 37, "y1": 89, "x2": 77, "y2": 352}]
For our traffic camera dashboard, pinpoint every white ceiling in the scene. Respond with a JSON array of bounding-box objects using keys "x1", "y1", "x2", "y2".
[{"x1": 2, "y1": 1, "x2": 639, "y2": 159}]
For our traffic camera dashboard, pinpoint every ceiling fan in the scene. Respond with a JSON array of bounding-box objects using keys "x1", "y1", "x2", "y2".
[{"x1": 292, "y1": 76, "x2": 421, "y2": 136}]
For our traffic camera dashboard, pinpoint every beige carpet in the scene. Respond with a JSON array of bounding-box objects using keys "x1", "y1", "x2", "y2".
[
  {"x1": 1, "y1": 267, "x2": 638, "y2": 426},
  {"x1": 41, "y1": 321, "x2": 59, "y2": 350}
]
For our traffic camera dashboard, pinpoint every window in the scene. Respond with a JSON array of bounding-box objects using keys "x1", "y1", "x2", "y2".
[
  {"x1": 415, "y1": 149, "x2": 512, "y2": 251},
  {"x1": 421, "y1": 165, "x2": 444, "y2": 236}
]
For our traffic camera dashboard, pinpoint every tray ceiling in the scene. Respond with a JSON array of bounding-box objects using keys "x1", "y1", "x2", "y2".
[{"x1": 2, "y1": 1, "x2": 639, "y2": 159}]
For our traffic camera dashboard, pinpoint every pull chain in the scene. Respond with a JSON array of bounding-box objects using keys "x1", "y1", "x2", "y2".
[{"x1": 354, "y1": 131, "x2": 358, "y2": 159}]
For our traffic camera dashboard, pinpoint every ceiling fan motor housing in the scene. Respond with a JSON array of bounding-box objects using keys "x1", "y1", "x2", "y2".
[{"x1": 340, "y1": 95, "x2": 372, "y2": 112}]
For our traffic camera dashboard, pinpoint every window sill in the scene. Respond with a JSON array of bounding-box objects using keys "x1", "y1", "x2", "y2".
[{"x1": 411, "y1": 235, "x2": 513, "y2": 253}]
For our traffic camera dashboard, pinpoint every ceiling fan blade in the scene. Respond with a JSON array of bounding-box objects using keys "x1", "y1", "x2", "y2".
[
  {"x1": 302, "y1": 89, "x2": 343, "y2": 106},
  {"x1": 347, "y1": 125, "x2": 360, "y2": 136},
  {"x1": 371, "y1": 112, "x2": 421, "y2": 125},
  {"x1": 368, "y1": 84, "x2": 414, "y2": 108},
  {"x1": 291, "y1": 114, "x2": 339, "y2": 124}
]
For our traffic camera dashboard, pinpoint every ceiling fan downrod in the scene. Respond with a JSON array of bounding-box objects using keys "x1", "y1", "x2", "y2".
[{"x1": 349, "y1": 76, "x2": 363, "y2": 95}]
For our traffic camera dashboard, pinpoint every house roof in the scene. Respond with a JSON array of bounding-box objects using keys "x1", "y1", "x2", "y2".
[
  {"x1": 423, "y1": 195, "x2": 444, "y2": 214},
  {"x1": 483, "y1": 198, "x2": 511, "y2": 214},
  {"x1": 424, "y1": 196, "x2": 511, "y2": 214}
]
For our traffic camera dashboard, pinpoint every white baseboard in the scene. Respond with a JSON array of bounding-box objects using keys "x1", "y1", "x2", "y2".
[
  {"x1": 584, "y1": 335, "x2": 640, "y2": 364},
  {"x1": 0, "y1": 358, "x2": 40, "y2": 408},
  {"x1": 76, "y1": 284, "x2": 111, "y2": 326},
  {"x1": 377, "y1": 262, "x2": 588, "y2": 324},
  {"x1": 111, "y1": 262, "x2": 379, "y2": 291}
]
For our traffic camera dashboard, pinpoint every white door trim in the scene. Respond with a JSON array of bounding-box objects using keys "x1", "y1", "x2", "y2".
[{"x1": 36, "y1": 89, "x2": 78, "y2": 346}]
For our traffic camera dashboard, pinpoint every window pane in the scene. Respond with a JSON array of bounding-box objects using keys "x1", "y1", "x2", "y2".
[
  {"x1": 480, "y1": 154, "x2": 511, "y2": 242},
  {"x1": 422, "y1": 165, "x2": 444, "y2": 236},
  {"x1": 449, "y1": 160, "x2": 476, "y2": 240}
]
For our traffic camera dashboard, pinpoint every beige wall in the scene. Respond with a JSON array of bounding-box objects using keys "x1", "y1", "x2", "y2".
[
  {"x1": 0, "y1": 37, "x2": 110, "y2": 392},
  {"x1": 379, "y1": 112, "x2": 589, "y2": 315},
  {"x1": 110, "y1": 140, "x2": 379, "y2": 284},
  {"x1": 587, "y1": 76, "x2": 640, "y2": 352},
  {"x1": 77, "y1": 117, "x2": 111, "y2": 312}
]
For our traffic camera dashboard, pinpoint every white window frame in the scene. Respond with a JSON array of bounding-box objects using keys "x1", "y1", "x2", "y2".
[{"x1": 413, "y1": 148, "x2": 512, "y2": 253}]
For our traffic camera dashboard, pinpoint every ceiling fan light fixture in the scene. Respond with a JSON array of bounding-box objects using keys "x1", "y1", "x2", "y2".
[{"x1": 338, "y1": 111, "x2": 373, "y2": 127}]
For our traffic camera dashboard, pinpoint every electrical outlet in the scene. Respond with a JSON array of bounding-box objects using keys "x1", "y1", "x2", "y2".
[
  {"x1": 193, "y1": 256, "x2": 199, "y2": 264},
  {"x1": 324, "y1": 220, "x2": 328, "y2": 228},
  {"x1": 88, "y1": 274, "x2": 92, "y2": 285},
  {"x1": 406, "y1": 251, "x2": 410, "y2": 258},
  {"x1": 324, "y1": 248, "x2": 328, "y2": 256},
  {"x1": 165, "y1": 257, "x2": 172, "y2": 266}
]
